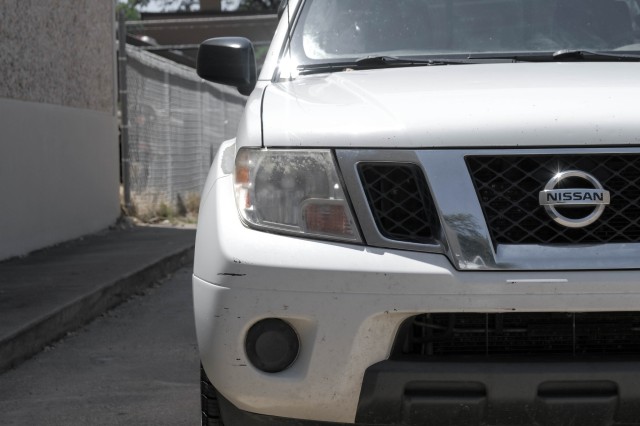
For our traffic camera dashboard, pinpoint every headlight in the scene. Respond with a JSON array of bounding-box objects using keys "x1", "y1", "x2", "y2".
[{"x1": 234, "y1": 148, "x2": 361, "y2": 242}]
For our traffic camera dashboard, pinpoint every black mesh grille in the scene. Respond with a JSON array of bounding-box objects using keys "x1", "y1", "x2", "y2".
[
  {"x1": 358, "y1": 163, "x2": 439, "y2": 244},
  {"x1": 394, "y1": 312, "x2": 640, "y2": 358},
  {"x1": 466, "y1": 154, "x2": 640, "y2": 245}
]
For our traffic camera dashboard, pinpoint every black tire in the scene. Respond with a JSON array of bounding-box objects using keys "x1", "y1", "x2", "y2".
[{"x1": 201, "y1": 363, "x2": 224, "y2": 426}]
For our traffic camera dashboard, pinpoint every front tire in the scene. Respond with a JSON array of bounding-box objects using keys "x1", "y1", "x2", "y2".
[{"x1": 201, "y1": 363, "x2": 224, "y2": 426}]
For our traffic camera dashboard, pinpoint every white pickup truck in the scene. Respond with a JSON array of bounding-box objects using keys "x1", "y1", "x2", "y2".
[{"x1": 193, "y1": 0, "x2": 640, "y2": 425}]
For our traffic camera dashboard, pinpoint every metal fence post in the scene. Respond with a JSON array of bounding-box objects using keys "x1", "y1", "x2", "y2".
[
  {"x1": 118, "y1": 10, "x2": 132, "y2": 213},
  {"x1": 164, "y1": 71, "x2": 173, "y2": 209},
  {"x1": 198, "y1": 81, "x2": 206, "y2": 183}
]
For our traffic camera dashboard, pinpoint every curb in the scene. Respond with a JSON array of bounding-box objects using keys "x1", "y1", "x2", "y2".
[{"x1": 0, "y1": 246, "x2": 194, "y2": 374}]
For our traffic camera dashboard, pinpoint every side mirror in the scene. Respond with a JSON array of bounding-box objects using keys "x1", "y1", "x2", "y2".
[{"x1": 197, "y1": 37, "x2": 257, "y2": 96}]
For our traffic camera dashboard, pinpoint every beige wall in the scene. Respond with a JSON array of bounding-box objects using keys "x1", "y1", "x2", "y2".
[{"x1": 0, "y1": 1, "x2": 120, "y2": 260}]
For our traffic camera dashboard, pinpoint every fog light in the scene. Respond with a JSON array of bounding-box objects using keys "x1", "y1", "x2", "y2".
[{"x1": 245, "y1": 318, "x2": 300, "y2": 373}]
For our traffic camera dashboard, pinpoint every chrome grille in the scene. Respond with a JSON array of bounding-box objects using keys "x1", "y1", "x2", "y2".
[
  {"x1": 394, "y1": 312, "x2": 640, "y2": 358},
  {"x1": 466, "y1": 154, "x2": 640, "y2": 245},
  {"x1": 358, "y1": 163, "x2": 439, "y2": 244}
]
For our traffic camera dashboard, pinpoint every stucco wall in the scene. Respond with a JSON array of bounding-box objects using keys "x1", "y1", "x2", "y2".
[
  {"x1": 0, "y1": 0, "x2": 116, "y2": 112},
  {"x1": 0, "y1": 1, "x2": 120, "y2": 260}
]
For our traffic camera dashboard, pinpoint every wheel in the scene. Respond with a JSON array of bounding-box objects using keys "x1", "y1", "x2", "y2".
[{"x1": 201, "y1": 363, "x2": 224, "y2": 426}]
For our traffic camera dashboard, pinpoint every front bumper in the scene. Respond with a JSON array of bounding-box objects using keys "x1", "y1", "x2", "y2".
[
  {"x1": 211, "y1": 358, "x2": 640, "y2": 426},
  {"x1": 193, "y1": 154, "x2": 640, "y2": 424}
]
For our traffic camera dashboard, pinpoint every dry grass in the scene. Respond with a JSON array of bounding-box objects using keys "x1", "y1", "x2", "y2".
[{"x1": 120, "y1": 186, "x2": 200, "y2": 225}]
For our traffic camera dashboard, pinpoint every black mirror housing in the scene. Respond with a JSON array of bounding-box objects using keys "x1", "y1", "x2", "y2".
[{"x1": 197, "y1": 37, "x2": 257, "y2": 96}]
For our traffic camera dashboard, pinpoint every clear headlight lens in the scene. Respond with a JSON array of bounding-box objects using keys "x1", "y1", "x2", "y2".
[{"x1": 234, "y1": 148, "x2": 361, "y2": 242}]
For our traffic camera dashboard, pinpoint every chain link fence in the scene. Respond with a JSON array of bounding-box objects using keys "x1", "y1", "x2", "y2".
[{"x1": 122, "y1": 44, "x2": 246, "y2": 217}]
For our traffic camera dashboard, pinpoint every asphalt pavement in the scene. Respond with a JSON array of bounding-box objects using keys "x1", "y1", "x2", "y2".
[
  {"x1": 0, "y1": 223, "x2": 196, "y2": 374},
  {"x1": 0, "y1": 266, "x2": 200, "y2": 425}
]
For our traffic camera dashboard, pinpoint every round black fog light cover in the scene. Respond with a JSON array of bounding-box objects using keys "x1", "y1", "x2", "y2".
[{"x1": 245, "y1": 318, "x2": 299, "y2": 373}]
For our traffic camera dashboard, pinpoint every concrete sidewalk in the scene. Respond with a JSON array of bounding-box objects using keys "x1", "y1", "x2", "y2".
[{"x1": 0, "y1": 224, "x2": 196, "y2": 373}]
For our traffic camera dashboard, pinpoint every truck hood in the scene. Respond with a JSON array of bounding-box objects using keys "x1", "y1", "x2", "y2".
[{"x1": 261, "y1": 62, "x2": 640, "y2": 148}]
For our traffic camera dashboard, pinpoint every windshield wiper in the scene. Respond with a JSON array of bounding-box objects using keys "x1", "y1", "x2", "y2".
[
  {"x1": 552, "y1": 49, "x2": 640, "y2": 61},
  {"x1": 354, "y1": 55, "x2": 471, "y2": 67},
  {"x1": 468, "y1": 49, "x2": 640, "y2": 62},
  {"x1": 298, "y1": 55, "x2": 470, "y2": 75}
]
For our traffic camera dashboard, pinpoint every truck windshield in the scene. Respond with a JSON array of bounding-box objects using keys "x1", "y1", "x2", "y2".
[{"x1": 288, "y1": 0, "x2": 640, "y2": 65}]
